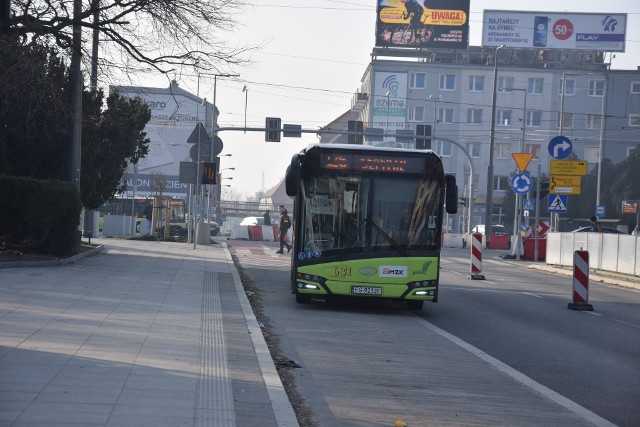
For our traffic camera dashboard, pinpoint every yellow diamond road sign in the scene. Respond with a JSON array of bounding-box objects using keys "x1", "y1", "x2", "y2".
[{"x1": 512, "y1": 153, "x2": 534, "y2": 172}]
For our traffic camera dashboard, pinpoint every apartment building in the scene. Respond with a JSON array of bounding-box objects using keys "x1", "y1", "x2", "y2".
[{"x1": 343, "y1": 46, "x2": 640, "y2": 232}]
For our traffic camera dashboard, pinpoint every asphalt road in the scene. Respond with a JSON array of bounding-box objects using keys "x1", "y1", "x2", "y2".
[{"x1": 228, "y1": 240, "x2": 640, "y2": 427}]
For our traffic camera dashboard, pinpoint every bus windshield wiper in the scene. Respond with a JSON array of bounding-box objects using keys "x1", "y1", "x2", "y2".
[{"x1": 365, "y1": 218, "x2": 408, "y2": 257}]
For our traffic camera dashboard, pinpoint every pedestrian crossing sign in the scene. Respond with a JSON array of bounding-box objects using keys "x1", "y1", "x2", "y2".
[
  {"x1": 548, "y1": 194, "x2": 568, "y2": 213},
  {"x1": 523, "y1": 199, "x2": 535, "y2": 211}
]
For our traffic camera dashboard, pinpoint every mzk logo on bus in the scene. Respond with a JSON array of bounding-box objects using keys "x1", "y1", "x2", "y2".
[{"x1": 380, "y1": 266, "x2": 408, "y2": 278}]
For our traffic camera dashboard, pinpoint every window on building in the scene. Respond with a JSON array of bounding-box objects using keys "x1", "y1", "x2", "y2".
[
  {"x1": 526, "y1": 110, "x2": 542, "y2": 127},
  {"x1": 585, "y1": 147, "x2": 600, "y2": 164},
  {"x1": 410, "y1": 73, "x2": 426, "y2": 89},
  {"x1": 629, "y1": 115, "x2": 640, "y2": 127},
  {"x1": 494, "y1": 175, "x2": 510, "y2": 191},
  {"x1": 558, "y1": 78, "x2": 576, "y2": 96},
  {"x1": 469, "y1": 76, "x2": 484, "y2": 92},
  {"x1": 631, "y1": 82, "x2": 640, "y2": 94},
  {"x1": 439, "y1": 74, "x2": 456, "y2": 90},
  {"x1": 496, "y1": 143, "x2": 511, "y2": 159},
  {"x1": 466, "y1": 109, "x2": 482, "y2": 124},
  {"x1": 627, "y1": 146, "x2": 639, "y2": 157},
  {"x1": 408, "y1": 105, "x2": 425, "y2": 122},
  {"x1": 528, "y1": 78, "x2": 544, "y2": 94},
  {"x1": 498, "y1": 76, "x2": 514, "y2": 92},
  {"x1": 433, "y1": 141, "x2": 452, "y2": 156},
  {"x1": 586, "y1": 113, "x2": 603, "y2": 129},
  {"x1": 497, "y1": 110, "x2": 512, "y2": 126},
  {"x1": 525, "y1": 144, "x2": 541, "y2": 159},
  {"x1": 588, "y1": 79, "x2": 605, "y2": 96},
  {"x1": 438, "y1": 107, "x2": 454, "y2": 124},
  {"x1": 466, "y1": 142, "x2": 480, "y2": 158},
  {"x1": 556, "y1": 112, "x2": 574, "y2": 129}
]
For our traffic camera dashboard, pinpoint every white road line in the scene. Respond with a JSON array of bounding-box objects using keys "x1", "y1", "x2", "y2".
[
  {"x1": 522, "y1": 292, "x2": 544, "y2": 299},
  {"x1": 414, "y1": 317, "x2": 616, "y2": 427}
]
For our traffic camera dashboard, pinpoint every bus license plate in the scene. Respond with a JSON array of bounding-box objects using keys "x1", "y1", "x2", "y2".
[{"x1": 351, "y1": 286, "x2": 382, "y2": 296}]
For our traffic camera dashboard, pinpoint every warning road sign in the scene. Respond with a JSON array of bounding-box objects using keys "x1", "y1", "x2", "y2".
[{"x1": 548, "y1": 194, "x2": 568, "y2": 213}]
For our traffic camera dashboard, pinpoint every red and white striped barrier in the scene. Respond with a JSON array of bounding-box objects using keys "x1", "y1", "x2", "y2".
[
  {"x1": 568, "y1": 250, "x2": 593, "y2": 311},
  {"x1": 468, "y1": 232, "x2": 485, "y2": 280}
]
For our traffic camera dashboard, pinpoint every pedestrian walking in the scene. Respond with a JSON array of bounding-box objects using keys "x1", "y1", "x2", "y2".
[
  {"x1": 590, "y1": 216, "x2": 602, "y2": 232},
  {"x1": 263, "y1": 210, "x2": 271, "y2": 226},
  {"x1": 276, "y1": 204, "x2": 292, "y2": 254}
]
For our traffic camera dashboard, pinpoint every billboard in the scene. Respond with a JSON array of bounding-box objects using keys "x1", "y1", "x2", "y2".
[
  {"x1": 372, "y1": 72, "x2": 408, "y2": 134},
  {"x1": 482, "y1": 10, "x2": 626, "y2": 52},
  {"x1": 376, "y1": 0, "x2": 470, "y2": 49}
]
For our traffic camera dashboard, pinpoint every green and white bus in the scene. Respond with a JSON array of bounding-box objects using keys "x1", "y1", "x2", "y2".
[{"x1": 284, "y1": 143, "x2": 458, "y2": 310}]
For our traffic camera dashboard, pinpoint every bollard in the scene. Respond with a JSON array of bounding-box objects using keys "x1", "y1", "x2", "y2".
[
  {"x1": 568, "y1": 250, "x2": 593, "y2": 311},
  {"x1": 467, "y1": 232, "x2": 485, "y2": 280}
]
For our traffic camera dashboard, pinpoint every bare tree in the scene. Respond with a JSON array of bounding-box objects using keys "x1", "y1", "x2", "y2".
[{"x1": 8, "y1": 0, "x2": 256, "y2": 80}]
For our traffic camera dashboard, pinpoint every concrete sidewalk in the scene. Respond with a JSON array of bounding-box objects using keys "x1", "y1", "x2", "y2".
[{"x1": 0, "y1": 238, "x2": 298, "y2": 427}]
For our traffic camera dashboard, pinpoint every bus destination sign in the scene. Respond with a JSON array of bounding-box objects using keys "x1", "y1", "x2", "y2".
[{"x1": 322, "y1": 153, "x2": 425, "y2": 174}]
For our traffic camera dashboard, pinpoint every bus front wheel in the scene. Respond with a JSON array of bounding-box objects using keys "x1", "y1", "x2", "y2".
[
  {"x1": 407, "y1": 300, "x2": 424, "y2": 311},
  {"x1": 295, "y1": 293, "x2": 311, "y2": 304}
]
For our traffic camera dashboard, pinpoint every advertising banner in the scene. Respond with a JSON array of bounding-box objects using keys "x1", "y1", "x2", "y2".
[
  {"x1": 376, "y1": 0, "x2": 470, "y2": 49},
  {"x1": 372, "y1": 72, "x2": 408, "y2": 134},
  {"x1": 482, "y1": 10, "x2": 626, "y2": 52}
]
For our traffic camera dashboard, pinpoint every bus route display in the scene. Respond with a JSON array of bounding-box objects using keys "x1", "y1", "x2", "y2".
[{"x1": 321, "y1": 153, "x2": 426, "y2": 174}]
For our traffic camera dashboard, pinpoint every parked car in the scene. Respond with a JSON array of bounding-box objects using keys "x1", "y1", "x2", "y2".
[
  {"x1": 571, "y1": 226, "x2": 625, "y2": 234},
  {"x1": 471, "y1": 224, "x2": 509, "y2": 235},
  {"x1": 240, "y1": 216, "x2": 276, "y2": 226}
]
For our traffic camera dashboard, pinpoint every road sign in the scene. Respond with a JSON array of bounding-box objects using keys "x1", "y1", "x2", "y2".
[
  {"x1": 550, "y1": 175, "x2": 582, "y2": 194},
  {"x1": 548, "y1": 135, "x2": 573, "y2": 160},
  {"x1": 622, "y1": 200, "x2": 639, "y2": 214},
  {"x1": 595, "y1": 205, "x2": 605, "y2": 218},
  {"x1": 550, "y1": 160, "x2": 588, "y2": 176},
  {"x1": 187, "y1": 122, "x2": 209, "y2": 145},
  {"x1": 512, "y1": 153, "x2": 534, "y2": 172},
  {"x1": 538, "y1": 221, "x2": 550, "y2": 236},
  {"x1": 511, "y1": 173, "x2": 533, "y2": 194},
  {"x1": 523, "y1": 199, "x2": 535, "y2": 211},
  {"x1": 548, "y1": 194, "x2": 568, "y2": 213}
]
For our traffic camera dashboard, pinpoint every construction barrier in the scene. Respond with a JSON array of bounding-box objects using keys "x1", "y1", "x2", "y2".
[
  {"x1": 247, "y1": 225, "x2": 263, "y2": 241},
  {"x1": 487, "y1": 234, "x2": 510, "y2": 250},
  {"x1": 468, "y1": 233, "x2": 485, "y2": 280},
  {"x1": 522, "y1": 237, "x2": 546, "y2": 261},
  {"x1": 261, "y1": 225, "x2": 275, "y2": 241},
  {"x1": 568, "y1": 250, "x2": 593, "y2": 311}
]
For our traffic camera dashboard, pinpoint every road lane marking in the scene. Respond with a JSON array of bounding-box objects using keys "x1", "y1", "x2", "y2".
[{"x1": 414, "y1": 317, "x2": 616, "y2": 427}]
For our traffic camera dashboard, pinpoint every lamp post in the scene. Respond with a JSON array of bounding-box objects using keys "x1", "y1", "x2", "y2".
[
  {"x1": 242, "y1": 85, "x2": 248, "y2": 133},
  {"x1": 509, "y1": 88, "x2": 527, "y2": 259},
  {"x1": 484, "y1": 44, "x2": 505, "y2": 247},
  {"x1": 429, "y1": 95, "x2": 443, "y2": 142}
]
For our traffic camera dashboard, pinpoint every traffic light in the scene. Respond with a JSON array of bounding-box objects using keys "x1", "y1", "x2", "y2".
[
  {"x1": 265, "y1": 117, "x2": 281, "y2": 142},
  {"x1": 538, "y1": 181, "x2": 549, "y2": 199},
  {"x1": 201, "y1": 162, "x2": 218, "y2": 185},
  {"x1": 348, "y1": 120, "x2": 363, "y2": 144},
  {"x1": 416, "y1": 124, "x2": 432, "y2": 150},
  {"x1": 459, "y1": 197, "x2": 467, "y2": 207}
]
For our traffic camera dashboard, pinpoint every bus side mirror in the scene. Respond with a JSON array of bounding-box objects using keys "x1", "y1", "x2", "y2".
[
  {"x1": 445, "y1": 175, "x2": 458, "y2": 214},
  {"x1": 285, "y1": 153, "x2": 301, "y2": 197}
]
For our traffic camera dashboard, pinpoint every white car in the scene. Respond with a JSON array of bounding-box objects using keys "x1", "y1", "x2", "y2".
[
  {"x1": 471, "y1": 224, "x2": 508, "y2": 235},
  {"x1": 239, "y1": 216, "x2": 276, "y2": 226}
]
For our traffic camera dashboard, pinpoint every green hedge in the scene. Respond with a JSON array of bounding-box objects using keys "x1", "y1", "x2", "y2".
[{"x1": 0, "y1": 175, "x2": 82, "y2": 256}]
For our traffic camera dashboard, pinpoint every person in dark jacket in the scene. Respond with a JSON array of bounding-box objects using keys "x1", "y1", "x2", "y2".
[
  {"x1": 276, "y1": 204, "x2": 292, "y2": 254},
  {"x1": 263, "y1": 210, "x2": 271, "y2": 226}
]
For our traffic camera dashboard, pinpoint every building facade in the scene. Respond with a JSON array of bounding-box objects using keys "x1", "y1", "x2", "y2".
[{"x1": 348, "y1": 46, "x2": 640, "y2": 232}]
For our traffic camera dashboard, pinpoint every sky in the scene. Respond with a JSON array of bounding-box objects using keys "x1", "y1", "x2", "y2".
[{"x1": 118, "y1": 1, "x2": 640, "y2": 199}]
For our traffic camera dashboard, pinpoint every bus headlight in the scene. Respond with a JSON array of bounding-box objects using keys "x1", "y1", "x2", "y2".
[{"x1": 298, "y1": 283, "x2": 319, "y2": 290}]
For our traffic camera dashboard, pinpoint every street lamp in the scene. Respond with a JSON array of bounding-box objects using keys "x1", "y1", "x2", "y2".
[
  {"x1": 484, "y1": 44, "x2": 505, "y2": 247},
  {"x1": 508, "y1": 87, "x2": 528, "y2": 259},
  {"x1": 428, "y1": 95, "x2": 443, "y2": 142},
  {"x1": 242, "y1": 85, "x2": 248, "y2": 133}
]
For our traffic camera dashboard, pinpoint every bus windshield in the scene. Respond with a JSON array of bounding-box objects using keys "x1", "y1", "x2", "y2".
[{"x1": 300, "y1": 174, "x2": 443, "y2": 257}]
